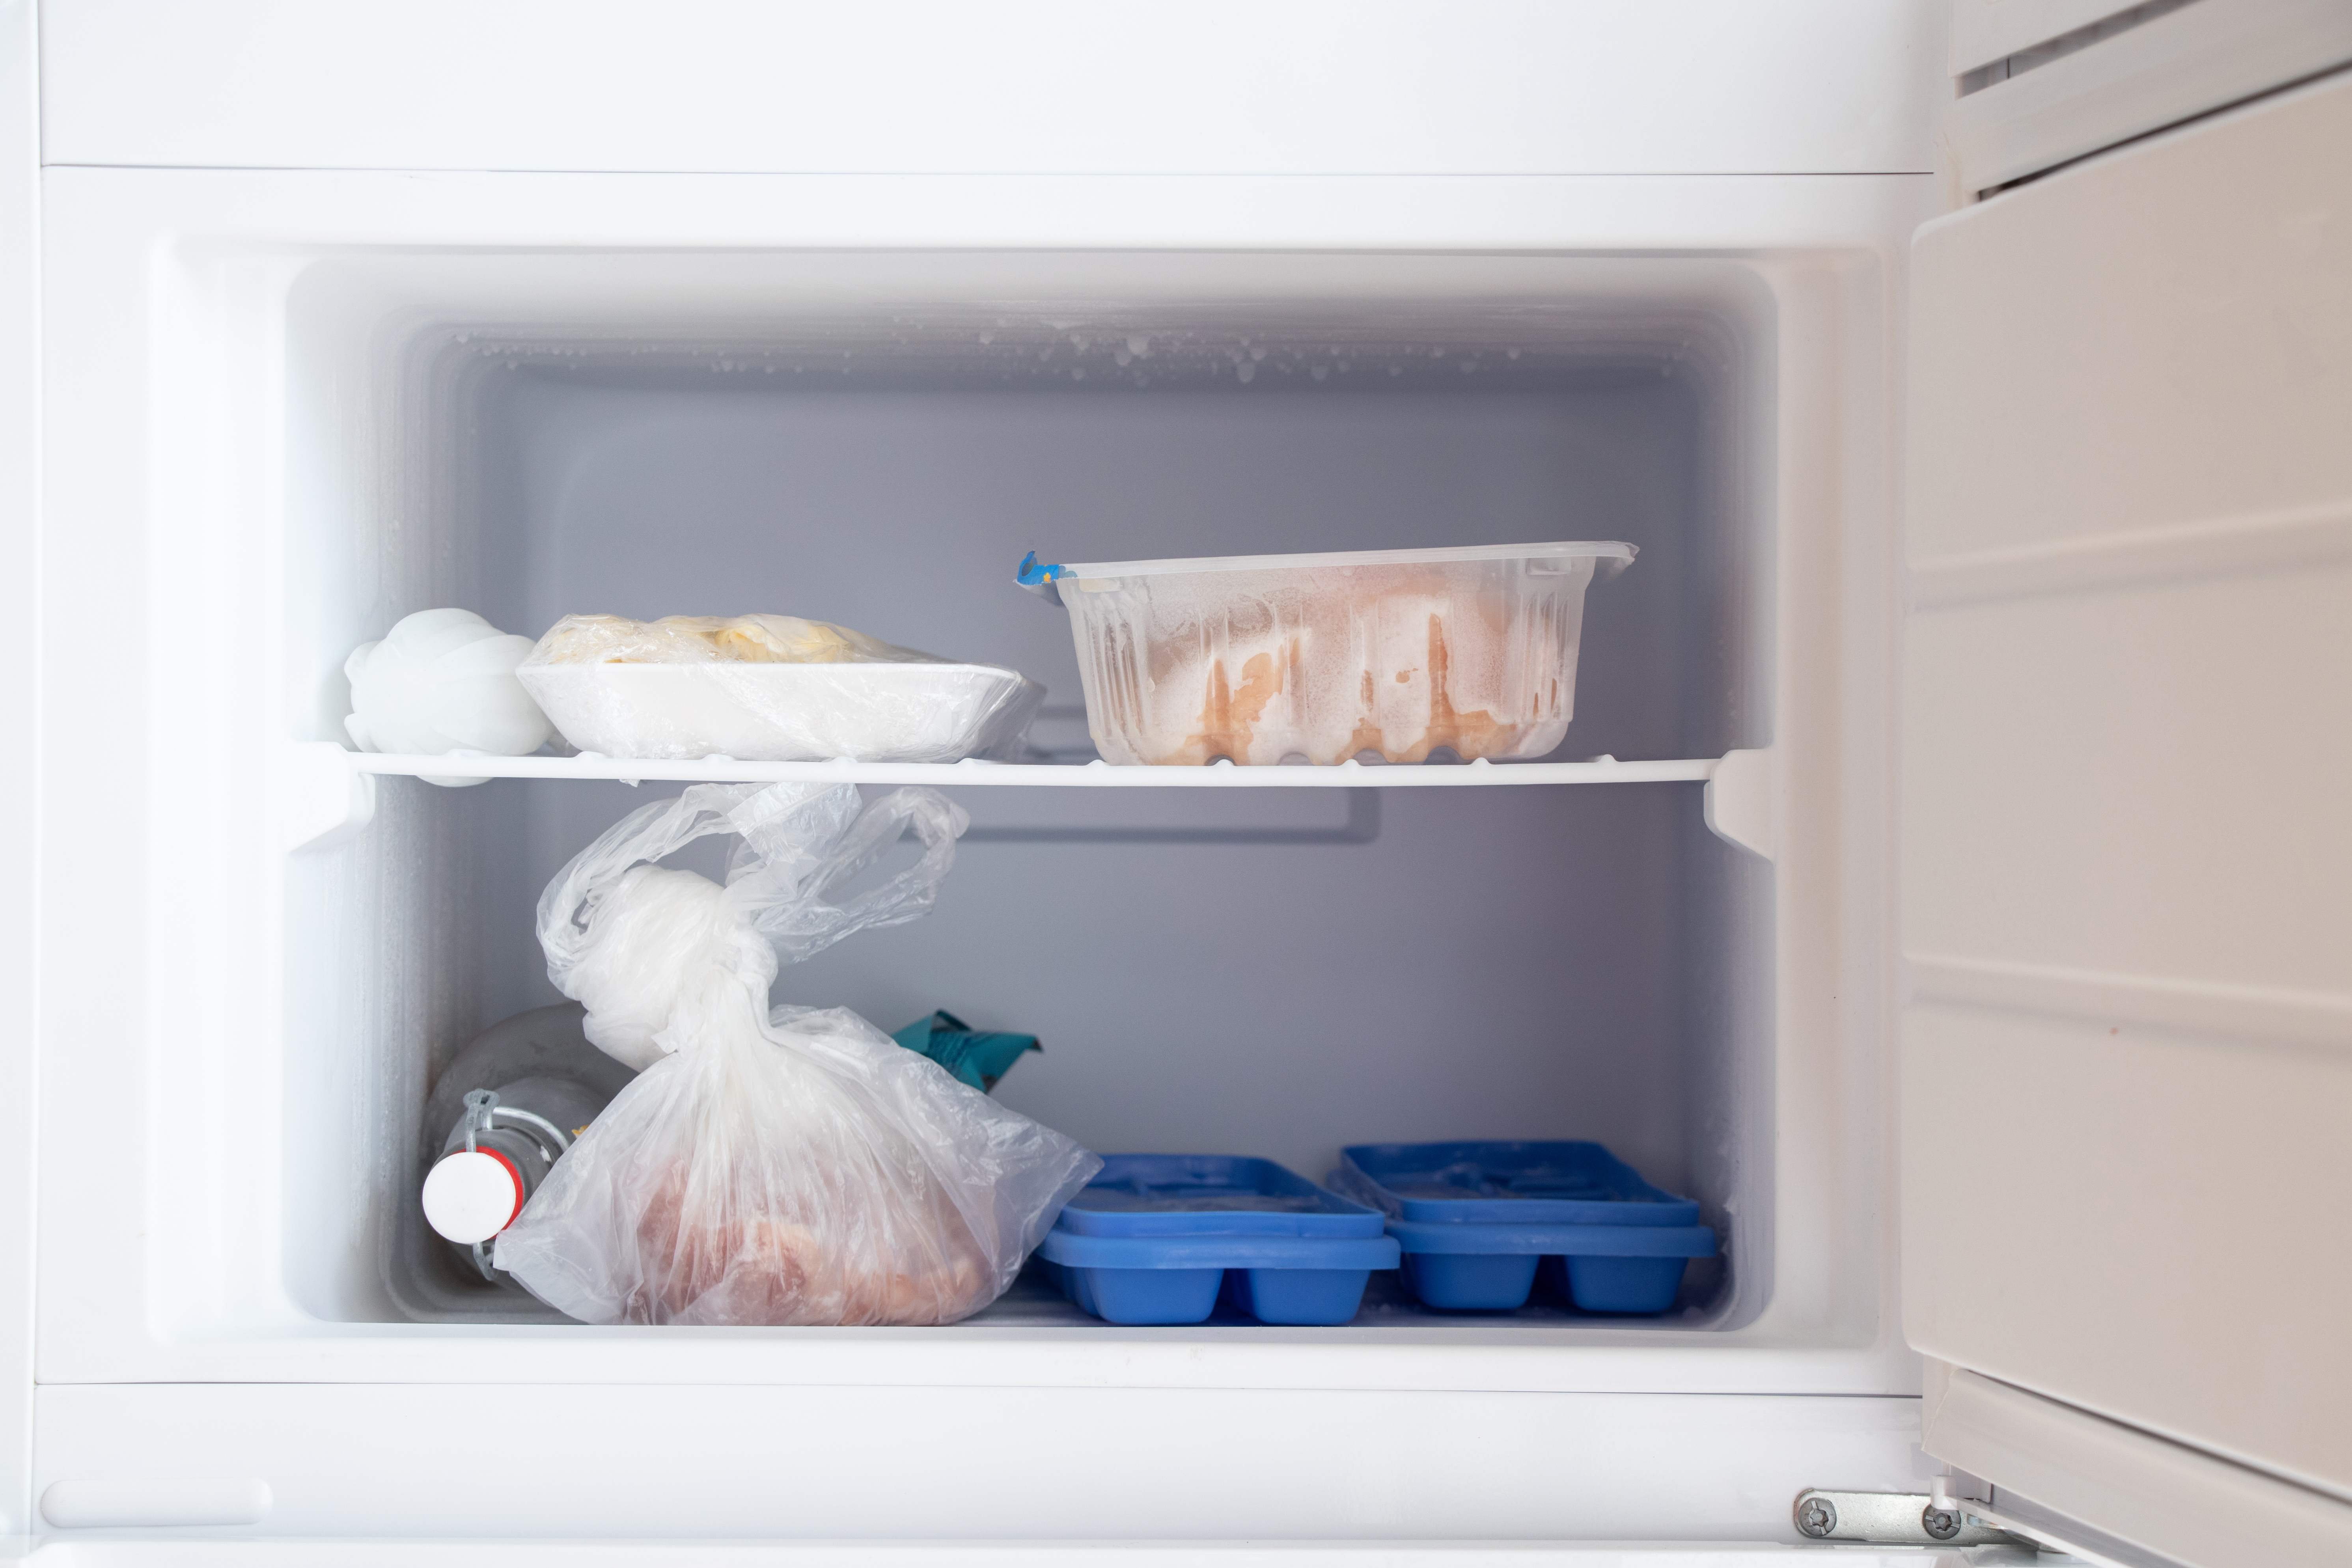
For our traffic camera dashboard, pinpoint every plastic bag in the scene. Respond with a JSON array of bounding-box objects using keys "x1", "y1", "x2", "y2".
[{"x1": 493, "y1": 780, "x2": 1100, "y2": 1326}]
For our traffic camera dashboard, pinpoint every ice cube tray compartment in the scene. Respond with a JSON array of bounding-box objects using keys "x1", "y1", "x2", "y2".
[
  {"x1": 1037, "y1": 1154, "x2": 1401, "y2": 1325},
  {"x1": 1333, "y1": 1140, "x2": 1716, "y2": 1314}
]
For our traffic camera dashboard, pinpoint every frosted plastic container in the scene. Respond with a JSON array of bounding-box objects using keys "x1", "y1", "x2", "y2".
[
  {"x1": 1041, "y1": 541, "x2": 1635, "y2": 766},
  {"x1": 518, "y1": 661, "x2": 1044, "y2": 763}
]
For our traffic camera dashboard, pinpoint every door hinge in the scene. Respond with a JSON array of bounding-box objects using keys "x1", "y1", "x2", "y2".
[{"x1": 1794, "y1": 1488, "x2": 2038, "y2": 1548}]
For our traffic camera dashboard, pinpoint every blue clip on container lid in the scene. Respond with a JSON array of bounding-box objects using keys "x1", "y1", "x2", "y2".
[{"x1": 1015, "y1": 550, "x2": 1068, "y2": 606}]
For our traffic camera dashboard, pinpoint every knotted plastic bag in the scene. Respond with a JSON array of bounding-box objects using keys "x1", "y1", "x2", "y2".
[{"x1": 493, "y1": 780, "x2": 1100, "y2": 1326}]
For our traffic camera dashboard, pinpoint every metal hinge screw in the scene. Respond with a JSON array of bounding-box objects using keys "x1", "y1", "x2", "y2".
[{"x1": 1792, "y1": 1487, "x2": 2031, "y2": 1549}]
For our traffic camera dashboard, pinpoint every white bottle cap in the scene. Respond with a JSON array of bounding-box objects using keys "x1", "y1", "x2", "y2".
[{"x1": 421, "y1": 1149, "x2": 526, "y2": 1244}]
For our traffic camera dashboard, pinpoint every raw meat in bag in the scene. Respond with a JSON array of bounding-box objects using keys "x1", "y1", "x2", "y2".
[{"x1": 493, "y1": 780, "x2": 1099, "y2": 1325}]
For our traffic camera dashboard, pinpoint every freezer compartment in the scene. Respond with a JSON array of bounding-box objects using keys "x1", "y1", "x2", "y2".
[
  {"x1": 312, "y1": 254, "x2": 1772, "y2": 1334},
  {"x1": 93, "y1": 244, "x2": 1798, "y2": 1357},
  {"x1": 373, "y1": 766, "x2": 1764, "y2": 1331}
]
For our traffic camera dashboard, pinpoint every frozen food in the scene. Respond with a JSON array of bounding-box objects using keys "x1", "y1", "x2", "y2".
[
  {"x1": 491, "y1": 781, "x2": 1099, "y2": 1326},
  {"x1": 344, "y1": 608, "x2": 555, "y2": 785},
  {"x1": 516, "y1": 612, "x2": 1043, "y2": 763},
  {"x1": 1032, "y1": 542, "x2": 1634, "y2": 765},
  {"x1": 530, "y1": 612, "x2": 940, "y2": 667}
]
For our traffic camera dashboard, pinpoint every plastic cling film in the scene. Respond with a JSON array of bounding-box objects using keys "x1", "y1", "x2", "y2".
[
  {"x1": 343, "y1": 608, "x2": 554, "y2": 785},
  {"x1": 516, "y1": 613, "x2": 1044, "y2": 763},
  {"x1": 528, "y1": 613, "x2": 945, "y2": 667}
]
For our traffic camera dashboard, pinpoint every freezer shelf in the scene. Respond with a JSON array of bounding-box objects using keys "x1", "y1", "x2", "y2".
[
  {"x1": 335, "y1": 745, "x2": 1723, "y2": 787},
  {"x1": 287, "y1": 742, "x2": 1773, "y2": 858}
]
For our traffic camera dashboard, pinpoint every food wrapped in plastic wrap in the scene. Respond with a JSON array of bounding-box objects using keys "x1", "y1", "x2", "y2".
[
  {"x1": 516, "y1": 613, "x2": 1045, "y2": 763},
  {"x1": 1028, "y1": 543, "x2": 1634, "y2": 766},
  {"x1": 344, "y1": 608, "x2": 556, "y2": 786},
  {"x1": 492, "y1": 780, "x2": 1100, "y2": 1326}
]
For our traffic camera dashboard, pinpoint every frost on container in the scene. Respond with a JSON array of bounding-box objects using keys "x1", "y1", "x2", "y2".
[{"x1": 1045, "y1": 543, "x2": 1635, "y2": 766}]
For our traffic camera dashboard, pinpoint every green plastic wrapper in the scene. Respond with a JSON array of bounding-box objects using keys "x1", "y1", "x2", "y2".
[{"x1": 892, "y1": 1010, "x2": 1042, "y2": 1094}]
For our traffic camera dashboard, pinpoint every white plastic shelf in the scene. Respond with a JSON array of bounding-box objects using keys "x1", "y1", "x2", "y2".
[
  {"x1": 284, "y1": 742, "x2": 1772, "y2": 861},
  {"x1": 345, "y1": 750, "x2": 1722, "y2": 788}
]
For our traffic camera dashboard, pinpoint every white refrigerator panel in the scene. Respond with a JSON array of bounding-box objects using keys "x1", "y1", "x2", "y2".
[
  {"x1": 38, "y1": 0, "x2": 1940, "y2": 177},
  {"x1": 1902, "y1": 59, "x2": 2352, "y2": 1535},
  {"x1": 0, "y1": 0, "x2": 38, "y2": 1541},
  {"x1": 29, "y1": 1384, "x2": 1932, "y2": 1542}
]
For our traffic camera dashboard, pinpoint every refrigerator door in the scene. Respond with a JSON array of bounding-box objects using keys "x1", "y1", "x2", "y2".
[{"x1": 1901, "y1": 57, "x2": 2352, "y2": 1568}]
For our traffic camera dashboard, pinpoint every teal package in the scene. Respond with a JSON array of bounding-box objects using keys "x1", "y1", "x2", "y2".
[{"x1": 891, "y1": 1009, "x2": 1042, "y2": 1094}]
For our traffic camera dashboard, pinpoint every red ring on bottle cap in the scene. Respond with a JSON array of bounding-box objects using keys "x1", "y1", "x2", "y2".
[{"x1": 476, "y1": 1145, "x2": 527, "y2": 1231}]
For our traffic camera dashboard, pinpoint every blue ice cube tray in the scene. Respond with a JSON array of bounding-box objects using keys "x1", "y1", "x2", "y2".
[
  {"x1": 1035, "y1": 1154, "x2": 1401, "y2": 1326},
  {"x1": 1330, "y1": 1141, "x2": 1717, "y2": 1314}
]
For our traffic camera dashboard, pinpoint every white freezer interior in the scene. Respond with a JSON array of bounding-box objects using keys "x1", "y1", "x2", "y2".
[{"x1": 147, "y1": 250, "x2": 1810, "y2": 1355}]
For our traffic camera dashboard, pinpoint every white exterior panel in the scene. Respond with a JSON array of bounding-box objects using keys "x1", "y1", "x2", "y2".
[
  {"x1": 39, "y1": 0, "x2": 1940, "y2": 177},
  {"x1": 33, "y1": 1384, "x2": 1929, "y2": 1541}
]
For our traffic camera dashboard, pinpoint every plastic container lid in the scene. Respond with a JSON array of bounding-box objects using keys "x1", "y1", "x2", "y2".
[
  {"x1": 420, "y1": 1149, "x2": 526, "y2": 1244},
  {"x1": 1030, "y1": 539, "x2": 1636, "y2": 588},
  {"x1": 1334, "y1": 1141, "x2": 1702, "y2": 1227},
  {"x1": 1056, "y1": 1154, "x2": 1388, "y2": 1238}
]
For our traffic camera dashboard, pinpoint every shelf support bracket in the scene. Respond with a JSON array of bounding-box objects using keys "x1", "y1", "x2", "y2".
[
  {"x1": 283, "y1": 740, "x2": 377, "y2": 853},
  {"x1": 1703, "y1": 747, "x2": 1775, "y2": 861}
]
